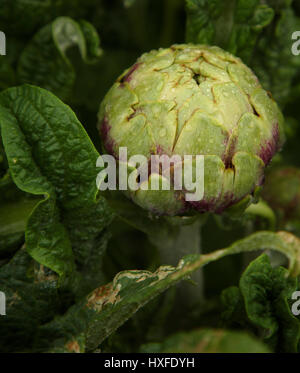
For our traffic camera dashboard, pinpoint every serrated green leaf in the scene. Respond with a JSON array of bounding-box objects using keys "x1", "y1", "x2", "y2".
[
  {"x1": 185, "y1": 0, "x2": 274, "y2": 63},
  {"x1": 222, "y1": 254, "x2": 300, "y2": 352},
  {"x1": 227, "y1": 3, "x2": 274, "y2": 62},
  {"x1": 252, "y1": 5, "x2": 300, "y2": 106},
  {"x1": 240, "y1": 254, "x2": 300, "y2": 352},
  {"x1": 185, "y1": 0, "x2": 223, "y2": 45},
  {"x1": 221, "y1": 286, "x2": 247, "y2": 326}
]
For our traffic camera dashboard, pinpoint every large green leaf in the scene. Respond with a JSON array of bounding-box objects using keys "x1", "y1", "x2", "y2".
[
  {"x1": 0, "y1": 85, "x2": 105, "y2": 277},
  {"x1": 33, "y1": 230, "x2": 300, "y2": 351}
]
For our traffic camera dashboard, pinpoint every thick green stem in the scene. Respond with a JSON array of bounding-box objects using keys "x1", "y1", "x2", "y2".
[{"x1": 149, "y1": 217, "x2": 204, "y2": 309}]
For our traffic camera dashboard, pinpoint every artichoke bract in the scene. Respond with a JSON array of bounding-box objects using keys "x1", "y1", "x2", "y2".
[{"x1": 98, "y1": 44, "x2": 285, "y2": 216}]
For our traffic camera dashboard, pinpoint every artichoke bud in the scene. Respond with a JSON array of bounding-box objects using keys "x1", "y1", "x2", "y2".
[
  {"x1": 262, "y1": 167, "x2": 300, "y2": 222},
  {"x1": 98, "y1": 44, "x2": 285, "y2": 216}
]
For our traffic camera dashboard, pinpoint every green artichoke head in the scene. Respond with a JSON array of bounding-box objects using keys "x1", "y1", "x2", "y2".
[{"x1": 98, "y1": 44, "x2": 285, "y2": 216}]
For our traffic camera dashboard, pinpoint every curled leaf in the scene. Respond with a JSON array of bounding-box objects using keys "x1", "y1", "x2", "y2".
[{"x1": 17, "y1": 17, "x2": 102, "y2": 100}]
